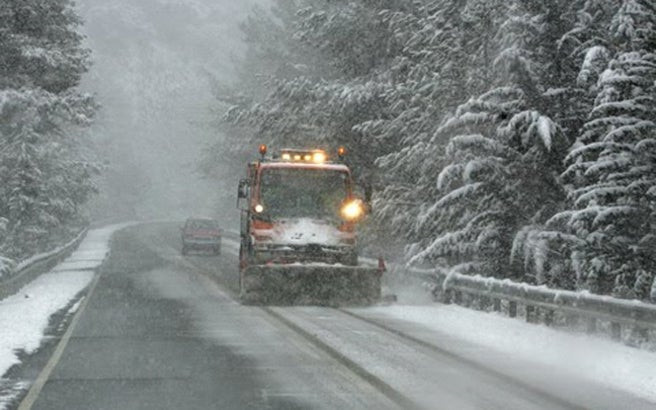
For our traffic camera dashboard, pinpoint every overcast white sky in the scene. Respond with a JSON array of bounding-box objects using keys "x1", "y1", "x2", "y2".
[{"x1": 77, "y1": 0, "x2": 267, "y2": 223}]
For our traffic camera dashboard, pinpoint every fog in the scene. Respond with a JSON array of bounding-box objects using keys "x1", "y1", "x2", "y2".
[{"x1": 78, "y1": 0, "x2": 265, "y2": 225}]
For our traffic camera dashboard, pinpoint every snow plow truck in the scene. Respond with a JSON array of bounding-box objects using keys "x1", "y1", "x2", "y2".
[{"x1": 237, "y1": 145, "x2": 383, "y2": 305}]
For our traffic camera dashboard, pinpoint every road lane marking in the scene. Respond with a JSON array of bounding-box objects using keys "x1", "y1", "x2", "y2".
[
  {"x1": 339, "y1": 309, "x2": 584, "y2": 410},
  {"x1": 261, "y1": 306, "x2": 418, "y2": 410},
  {"x1": 17, "y1": 271, "x2": 103, "y2": 410}
]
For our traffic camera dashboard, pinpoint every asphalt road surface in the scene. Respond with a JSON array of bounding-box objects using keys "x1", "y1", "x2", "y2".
[{"x1": 18, "y1": 223, "x2": 656, "y2": 409}]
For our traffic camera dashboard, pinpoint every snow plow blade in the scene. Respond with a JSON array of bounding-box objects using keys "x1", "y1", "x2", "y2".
[{"x1": 240, "y1": 265, "x2": 382, "y2": 306}]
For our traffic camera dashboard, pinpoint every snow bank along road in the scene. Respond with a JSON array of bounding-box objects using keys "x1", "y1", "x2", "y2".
[
  {"x1": 5, "y1": 223, "x2": 656, "y2": 409},
  {"x1": 0, "y1": 225, "x2": 126, "y2": 409}
]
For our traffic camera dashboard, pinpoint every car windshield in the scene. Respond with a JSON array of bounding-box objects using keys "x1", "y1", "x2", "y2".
[{"x1": 259, "y1": 168, "x2": 348, "y2": 220}]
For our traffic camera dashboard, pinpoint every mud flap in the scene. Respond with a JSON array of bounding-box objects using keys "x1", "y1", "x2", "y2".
[{"x1": 240, "y1": 264, "x2": 382, "y2": 306}]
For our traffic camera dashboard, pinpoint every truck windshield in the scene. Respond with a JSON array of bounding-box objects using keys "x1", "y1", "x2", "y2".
[{"x1": 259, "y1": 168, "x2": 348, "y2": 220}]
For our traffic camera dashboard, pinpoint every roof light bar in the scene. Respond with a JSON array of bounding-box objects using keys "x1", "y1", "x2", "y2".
[{"x1": 279, "y1": 149, "x2": 329, "y2": 163}]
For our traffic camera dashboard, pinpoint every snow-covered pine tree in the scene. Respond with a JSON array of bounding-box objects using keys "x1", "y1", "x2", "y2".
[
  {"x1": 501, "y1": 0, "x2": 609, "y2": 289},
  {"x1": 0, "y1": 0, "x2": 89, "y2": 92},
  {"x1": 559, "y1": 0, "x2": 618, "y2": 91},
  {"x1": 534, "y1": 0, "x2": 612, "y2": 140},
  {"x1": 374, "y1": 0, "x2": 508, "y2": 246},
  {"x1": 201, "y1": 1, "x2": 311, "y2": 181},
  {"x1": 0, "y1": 0, "x2": 96, "y2": 259},
  {"x1": 404, "y1": 0, "x2": 570, "y2": 283},
  {"x1": 408, "y1": 88, "x2": 567, "y2": 279},
  {"x1": 552, "y1": 0, "x2": 656, "y2": 298},
  {"x1": 222, "y1": 1, "x2": 406, "y2": 177}
]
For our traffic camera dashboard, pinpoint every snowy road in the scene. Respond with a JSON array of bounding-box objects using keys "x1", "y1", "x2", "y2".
[{"x1": 14, "y1": 223, "x2": 656, "y2": 409}]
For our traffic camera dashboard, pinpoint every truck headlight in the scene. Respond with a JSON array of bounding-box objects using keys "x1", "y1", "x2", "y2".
[{"x1": 341, "y1": 200, "x2": 364, "y2": 221}]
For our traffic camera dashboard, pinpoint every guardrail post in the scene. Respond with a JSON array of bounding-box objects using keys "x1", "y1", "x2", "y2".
[
  {"x1": 631, "y1": 311, "x2": 649, "y2": 344},
  {"x1": 469, "y1": 293, "x2": 481, "y2": 309},
  {"x1": 463, "y1": 292, "x2": 472, "y2": 307},
  {"x1": 610, "y1": 323, "x2": 621, "y2": 341},
  {"x1": 413, "y1": 266, "x2": 656, "y2": 348},
  {"x1": 443, "y1": 289, "x2": 452, "y2": 305},
  {"x1": 526, "y1": 305, "x2": 535, "y2": 323},
  {"x1": 453, "y1": 290, "x2": 462, "y2": 305},
  {"x1": 629, "y1": 326, "x2": 649, "y2": 346},
  {"x1": 468, "y1": 293, "x2": 476, "y2": 308},
  {"x1": 508, "y1": 301, "x2": 517, "y2": 318},
  {"x1": 468, "y1": 293, "x2": 477, "y2": 308},
  {"x1": 479, "y1": 296, "x2": 490, "y2": 311},
  {"x1": 431, "y1": 286, "x2": 441, "y2": 302}
]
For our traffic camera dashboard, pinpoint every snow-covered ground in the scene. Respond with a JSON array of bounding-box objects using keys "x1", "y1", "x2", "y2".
[
  {"x1": 364, "y1": 304, "x2": 656, "y2": 404},
  {"x1": 0, "y1": 271, "x2": 94, "y2": 376},
  {"x1": 0, "y1": 224, "x2": 128, "y2": 409}
]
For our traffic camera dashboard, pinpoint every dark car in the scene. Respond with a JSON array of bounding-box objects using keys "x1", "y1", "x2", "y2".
[{"x1": 181, "y1": 218, "x2": 221, "y2": 255}]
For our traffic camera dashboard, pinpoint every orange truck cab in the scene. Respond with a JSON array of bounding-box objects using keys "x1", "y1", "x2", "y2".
[{"x1": 237, "y1": 146, "x2": 366, "y2": 270}]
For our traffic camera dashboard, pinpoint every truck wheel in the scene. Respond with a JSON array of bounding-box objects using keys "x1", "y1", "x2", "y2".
[
  {"x1": 240, "y1": 242, "x2": 255, "y2": 266},
  {"x1": 182, "y1": 245, "x2": 188, "y2": 256},
  {"x1": 214, "y1": 246, "x2": 221, "y2": 256}
]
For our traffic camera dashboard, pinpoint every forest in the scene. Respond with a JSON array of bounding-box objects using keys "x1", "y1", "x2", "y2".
[
  {"x1": 0, "y1": 0, "x2": 96, "y2": 272},
  {"x1": 215, "y1": 0, "x2": 656, "y2": 301}
]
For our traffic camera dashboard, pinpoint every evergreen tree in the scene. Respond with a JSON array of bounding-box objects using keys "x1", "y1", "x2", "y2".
[
  {"x1": 0, "y1": 0, "x2": 96, "y2": 259},
  {"x1": 220, "y1": 1, "x2": 405, "y2": 176},
  {"x1": 374, "y1": 0, "x2": 506, "y2": 245},
  {"x1": 551, "y1": 0, "x2": 656, "y2": 298},
  {"x1": 408, "y1": 87, "x2": 567, "y2": 280},
  {"x1": 217, "y1": 0, "x2": 656, "y2": 300},
  {"x1": 0, "y1": 0, "x2": 89, "y2": 92},
  {"x1": 383, "y1": 0, "x2": 571, "y2": 282}
]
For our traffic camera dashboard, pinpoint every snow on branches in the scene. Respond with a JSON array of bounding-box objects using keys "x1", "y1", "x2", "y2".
[
  {"x1": 548, "y1": 25, "x2": 656, "y2": 298},
  {"x1": 223, "y1": 0, "x2": 656, "y2": 301},
  {"x1": 0, "y1": 0, "x2": 96, "y2": 260},
  {"x1": 408, "y1": 87, "x2": 566, "y2": 281}
]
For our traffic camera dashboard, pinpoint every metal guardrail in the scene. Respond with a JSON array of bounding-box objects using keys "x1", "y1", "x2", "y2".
[
  {"x1": 0, "y1": 229, "x2": 88, "y2": 300},
  {"x1": 410, "y1": 268, "x2": 656, "y2": 346},
  {"x1": 194, "y1": 226, "x2": 656, "y2": 344}
]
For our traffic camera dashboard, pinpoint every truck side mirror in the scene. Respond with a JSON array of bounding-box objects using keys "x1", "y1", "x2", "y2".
[
  {"x1": 237, "y1": 179, "x2": 249, "y2": 199},
  {"x1": 364, "y1": 183, "x2": 372, "y2": 204},
  {"x1": 237, "y1": 179, "x2": 251, "y2": 210},
  {"x1": 355, "y1": 182, "x2": 373, "y2": 214}
]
